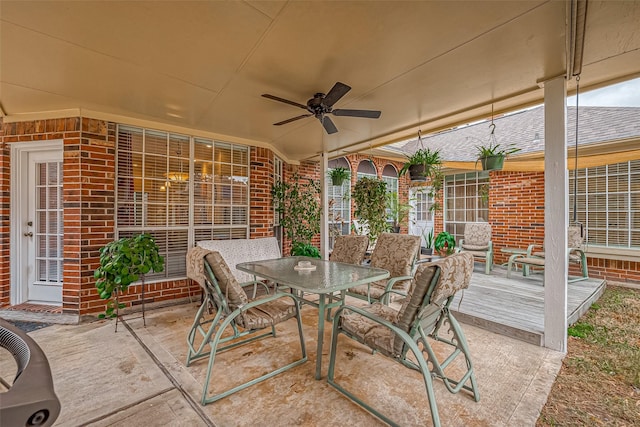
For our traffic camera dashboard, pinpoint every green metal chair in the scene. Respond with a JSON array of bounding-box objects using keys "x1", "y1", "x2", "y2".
[
  {"x1": 507, "y1": 225, "x2": 589, "y2": 282},
  {"x1": 186, "y1": 251, "x2": 307, "y2": 405},
  {"x1": 458, "y1": 222, "x2": 494, "y2": 274},
  {"x1": 328, "y1": 252, "x2": 479, "y2": 427},
  {"x1": 346, "y1": 232, "x2": 421, "y2": 304}
]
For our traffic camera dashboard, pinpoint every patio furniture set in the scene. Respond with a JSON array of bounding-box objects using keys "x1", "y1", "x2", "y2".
[
  {"x1": 458, "y1": 222, "x2": 589, "y2": 282},
  {"x1": 185, "y1": 233, "x2": 480, "y2": 426}
]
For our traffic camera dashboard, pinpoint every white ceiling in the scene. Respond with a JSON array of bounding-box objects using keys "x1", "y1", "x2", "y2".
[{"x1": 1, "y1": 1, "x2": 639, "y2": 163}]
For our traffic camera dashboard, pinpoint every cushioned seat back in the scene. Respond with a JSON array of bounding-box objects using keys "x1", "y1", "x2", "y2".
[
  {"x1": 568, "y1": 225, "x2": 584, "y2": 248},
  {"x1": 205, "y1": 251, "x2": 248, "y2": 310},
  {"x1": 393, "y1": 252, "x2": 473, "y2": 355},
  {"x1": 330, "y1": 235, "x2": 369, "y2": 265},
  {"x1": 463, "y1": 222, "x2": 492, "y2": 247},
  {"x1": 429, "y1": 252, "x2": 474, "y2": 305},
  {"x1": 370, "y1": 233, "x2": 420, "y2": 278}
]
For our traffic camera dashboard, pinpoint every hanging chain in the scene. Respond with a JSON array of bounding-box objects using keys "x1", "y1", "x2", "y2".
[{"x1": 573, "y1": 76, "x2": 580, "y2": 221}]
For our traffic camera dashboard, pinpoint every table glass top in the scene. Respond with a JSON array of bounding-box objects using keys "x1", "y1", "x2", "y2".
[{"x1": 236, "y1": 256, "x2": 390, "y2": 294}]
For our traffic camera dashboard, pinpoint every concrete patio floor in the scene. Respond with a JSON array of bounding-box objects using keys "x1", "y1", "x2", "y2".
[{"x1": 1, "y1": 297, "x2": 564, "y2": 426}]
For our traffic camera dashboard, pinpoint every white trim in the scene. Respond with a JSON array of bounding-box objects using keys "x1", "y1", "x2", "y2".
[
  {"x1": 10, "y1": 140, "x2": 64, "y2": 305},
  {"x1": 3, "y1": 108, "x2": 298, "y2": 165},
  {"x1": 543, "y1": 76, "x2": 568, "y2": 353}
]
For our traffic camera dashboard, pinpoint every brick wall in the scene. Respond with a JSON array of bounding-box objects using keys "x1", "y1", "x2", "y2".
[
  {"x1": 490, "y1": 171, "x2": 546, "y2": 264},
  {"x1": 0, "y1": 118, "x2": 204, "y2": 315},
  {"x1": 250, "y1": 147, "x2": 276, "y2": 238}
]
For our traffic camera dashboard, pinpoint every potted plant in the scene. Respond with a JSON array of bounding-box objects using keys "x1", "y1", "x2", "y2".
[
  {"x1": 272, "y1": 173, "x2": 321, "y2": 256},
  {"x1": 398, "y1": 148, "x2": 442, "y2": 182},
  {"x1": 434, "y1": 231, "x2": 456, "y2": 256},
  {"x1": 352, "y1": 177, "x2": 390, "y2": 245},
  {"x1": 94, "y1": 233, "x2": 164, "y2": 329},
  {"x1": 328, "y1": 167, "x2": 350, "y2": 186},
  {"x1": 385, "y1": 191, "x2": 411, "y2": 233},
  {"x1": 476, "y1": 142, "x2": 520, "y2": 171},
  {"x1": 291, "y1": 241, "x2": 321, "y2": 258},
  {"x1": 421, "y1": 228, "x2": 434, "y2": 255}
]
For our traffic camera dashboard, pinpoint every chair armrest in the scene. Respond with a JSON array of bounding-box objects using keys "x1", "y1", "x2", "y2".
[
  {"x1": 381, "y1": 275, "x2": 413, "y2": 305},
  {"x1": 333, "y1": 305, "x2": 429, "y2": 369},
  {"x1": 526, "y1": 244, "x2": 541, "y2": 257}
]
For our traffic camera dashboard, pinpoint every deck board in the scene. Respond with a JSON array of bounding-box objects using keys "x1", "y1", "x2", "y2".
[{"x1": 451, "y1": 264, "x2": 606, "y2": 345}]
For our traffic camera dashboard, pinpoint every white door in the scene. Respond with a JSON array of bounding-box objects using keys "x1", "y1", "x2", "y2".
[
  {"x1": 14, "y1": 144, "x2": 64, "y2": 305},
  {"x1": 409, "y1": 187, "x2": 434, "y2": 247}
]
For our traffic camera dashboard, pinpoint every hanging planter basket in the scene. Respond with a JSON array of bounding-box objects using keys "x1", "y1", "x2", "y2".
[
  {"x1": 480, "y1": 155, "x2": 505, "y2": 171},
  {"x1": 331, "y1": 176, "x2": 346, "y2": 186},
  {"x1": 408, "y1": 164, "x2": 427, "y2": 181}
]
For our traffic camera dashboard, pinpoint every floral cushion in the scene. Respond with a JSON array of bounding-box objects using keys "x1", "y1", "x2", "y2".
[
  {"x1": 462, "y1": 222, "x2": 492, "y2": 247},
  {"x1": 370, "y1": 233, "x2": 421, "y2": 278},
  {"x1": 205, "y1": 252, "x2": 248, "y2": 310},
  {"x1": 342, "y1": 253, "x2": 473, "y2": 357},
  {"x1": 239, "y1": 296, "x2": 297, "y2": 329},
  {"x1": 568, "y1": 226, "x2": 584, "y2": 248},
  {"x1": 330, "y1": 235, "x2": 369, "y2": 265},
  {"x1": 204, "y1": 251, "x2": 296, "y2": 330},
  {"x1": 340, "y1": 303, "x2": 399, "y2": 357},
  {"x1": 429, "y1": 252, "x2": 474, "y2": 305}
]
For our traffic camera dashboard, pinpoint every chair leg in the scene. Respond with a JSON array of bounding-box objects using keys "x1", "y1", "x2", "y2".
[
  {"x1": 200, "y1": 301, "x2": 307, "y2": 405},
  {"x1": 327, "y1": 309, "x2": 442, "y2": 427}
]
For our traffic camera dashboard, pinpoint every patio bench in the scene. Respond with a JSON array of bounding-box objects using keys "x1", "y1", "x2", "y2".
[{"x1": 196, "y1": 237, "x2": 282, "y2": 295}]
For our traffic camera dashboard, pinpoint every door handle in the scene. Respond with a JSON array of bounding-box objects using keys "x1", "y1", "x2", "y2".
[{"x1": 24, "y1": 232, "x2": 33, "y2": 237}]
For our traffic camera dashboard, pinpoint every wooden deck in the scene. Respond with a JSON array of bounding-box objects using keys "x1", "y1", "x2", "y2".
[{"x1": 450, "y1": 263, "x2": 606, "y2": 346}]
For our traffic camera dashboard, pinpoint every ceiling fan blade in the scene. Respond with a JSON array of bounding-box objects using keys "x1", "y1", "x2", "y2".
[
  {"x1": 322, "y1": 82, "x2": 351, "y2": 108},
  {"x1": 332, "y1": 109, "x2": 381, "y2": 119},
  {"x1": 262, "y1": 94, "x2": 308, "y2": 110},
  {"x1": 273, "y1": 114, "x2": 313, "y2": 126},
  {"x1": 321, "y1": 116, "x2": 338, "y2": 134}
]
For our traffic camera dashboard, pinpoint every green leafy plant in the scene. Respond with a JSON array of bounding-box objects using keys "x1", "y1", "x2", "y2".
[
  {"x1": 291, "y1": 242, "x2": 321, "y2": 258},
  {"x1": 398, "y1": 148, "x2": 443, "y2": 178},
  {"x1": 476, "y1": 141, "x2": 521, "y2": 159},
  {"x1": 434, "y1": 231, "x2": 456, "y2": 256},
  {"x1": 94, "y1": 233, "x2": 164, "y2": 318},
  {"x1": 328, "y1": 167, "x2": 350, "y2": 186},
  {"x1": 352, "y1": 177, "x2": 390, "y2": 244},
  {"x1": 272, "y1": 174, "x2": 321, "y2": 254},
  {"x1": 385, "y1": 191, "x2": 412, "y2": 230},
  {"x1": 424, "y1": 228, "x2": 434, "y2": 249}
]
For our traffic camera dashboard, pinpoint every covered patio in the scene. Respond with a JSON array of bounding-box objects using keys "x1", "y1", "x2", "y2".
[
  {"x1": 1, "y1": 264, "x2": 605, "y2": 425},
  {"x1": 2, "y1": 292, "x2": 564, "y2": 426}
]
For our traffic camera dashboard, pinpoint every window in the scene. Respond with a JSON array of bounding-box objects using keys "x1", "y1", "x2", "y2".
[
  {"x1": 570, "y1": 160, "x2": 640, "y2": 249},
  {"x1": 444, "y1": 172, "x2": 489, "y2": 243},
  {"x1": 328, "y1": 157, "x2": 351, "y2": 247},
  {"x1": 116, "y1": 126, "x2": 249, "y2": 280},
  {"x1": 382, "y1": 164, "x2": 399, "y2": 223},
  {"x1": 356, "y1": 159, "x2": 377, "y2": 180}
]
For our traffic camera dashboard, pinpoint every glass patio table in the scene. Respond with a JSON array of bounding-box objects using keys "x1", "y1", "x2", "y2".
[{"x1": 237, "y1": 256, "x2": 390, "y2": 380}]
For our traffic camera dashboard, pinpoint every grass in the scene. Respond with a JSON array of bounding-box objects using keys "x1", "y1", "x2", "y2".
[{"x1": 537, "y1": 285, "x2": 640, "y2": 426}]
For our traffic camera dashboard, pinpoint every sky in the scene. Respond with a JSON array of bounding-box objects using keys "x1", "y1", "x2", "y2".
[{"x1": 567, "y1": 77, "x2": 640, "y2": 107}]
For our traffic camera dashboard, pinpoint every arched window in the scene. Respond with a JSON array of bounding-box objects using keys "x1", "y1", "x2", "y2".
[
  {"x1": 382, "y1": 164, "x2": 399, "y2": 225},
  {"x1": 327, "y1": 157, "x2": 351, "y2": 246},
  {"x1": 356, "y1": 159, "x2": 377, "y2": 180}
]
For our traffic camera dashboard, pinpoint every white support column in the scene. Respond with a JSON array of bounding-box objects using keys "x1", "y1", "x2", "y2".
[
  {"x1": 320, "y1": 152, "x2": 329, "y2": 259},
  {"x1": 543, "y1": 76, "x2": 569, "y2": 352}
]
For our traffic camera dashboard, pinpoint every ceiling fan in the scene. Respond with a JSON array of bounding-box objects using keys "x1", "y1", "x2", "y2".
[{"x1": 262, "y1": 82, "x2": 381, "y2": 134}]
